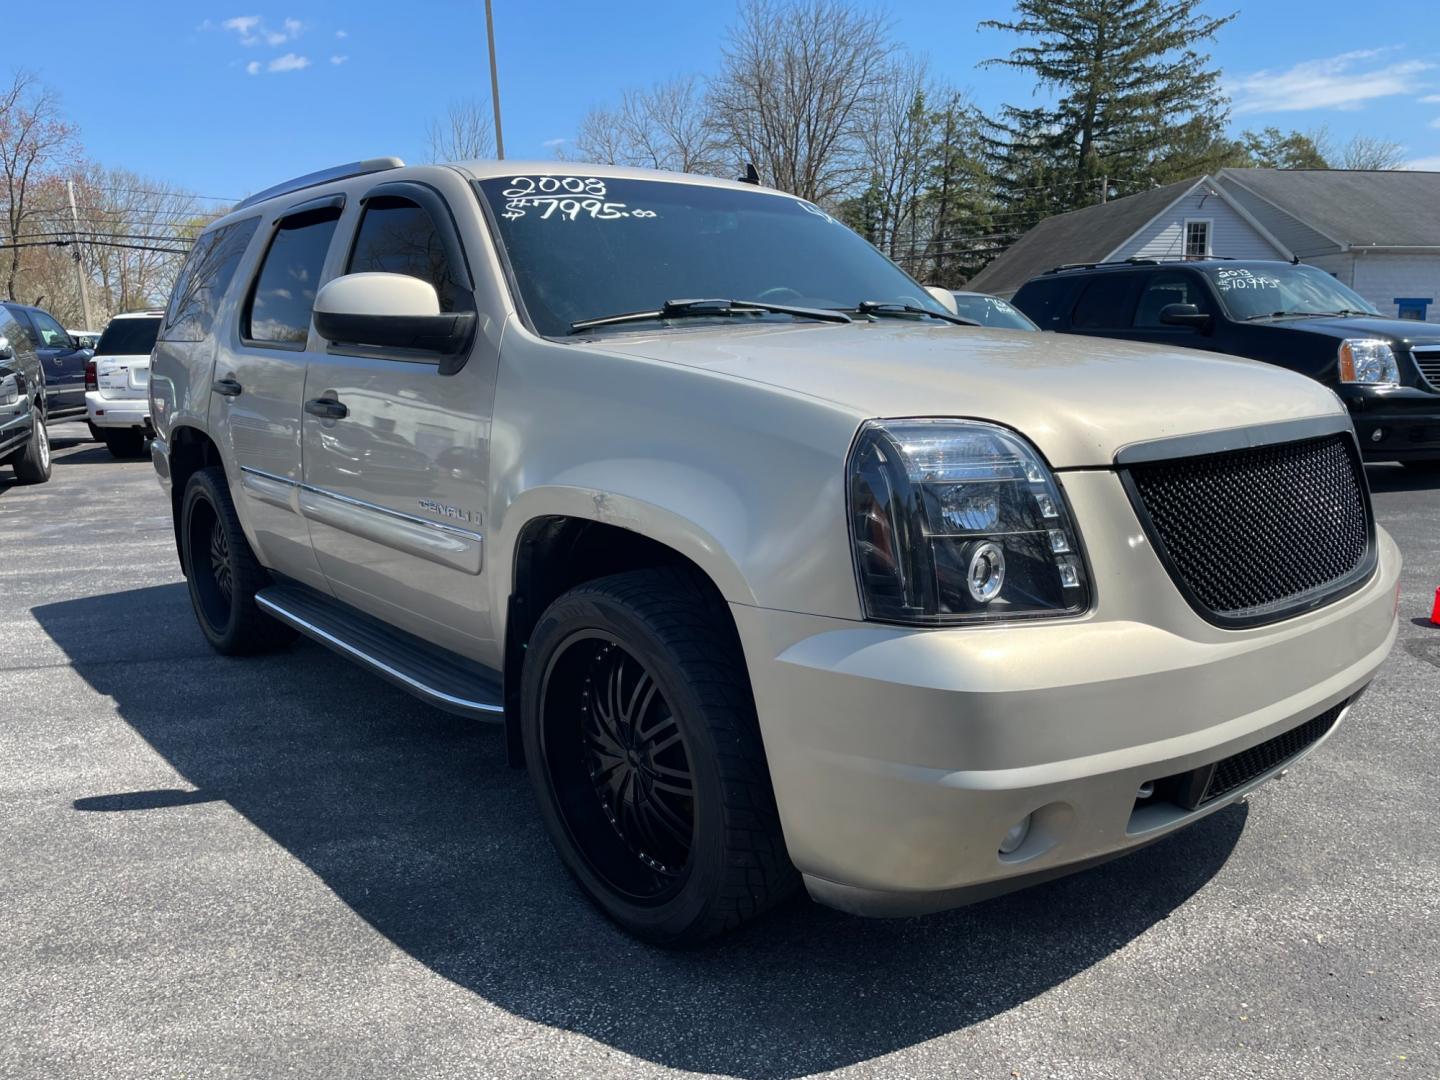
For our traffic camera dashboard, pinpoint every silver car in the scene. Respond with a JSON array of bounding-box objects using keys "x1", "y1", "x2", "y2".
[{"x1": 149, "y1": 159, "x2": 1398, "y2": 943}]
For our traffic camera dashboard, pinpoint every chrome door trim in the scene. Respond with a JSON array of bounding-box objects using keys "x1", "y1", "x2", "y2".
[
  {"x1": 240, "y1": 465, "x2": 484, "y2": 574},
  {"x1": 255, "y1": 592, "x2": 504, "y2": 717}
]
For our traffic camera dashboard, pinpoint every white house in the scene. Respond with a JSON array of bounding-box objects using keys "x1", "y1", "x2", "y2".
[{"x1": 968, "y1": 168, "x2": 1440, "y2": 323}]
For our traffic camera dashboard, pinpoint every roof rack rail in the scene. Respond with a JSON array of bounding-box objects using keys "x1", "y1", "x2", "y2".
[
  {"x1": 1043, "y1": 258, "x2": 1162, "y2": 275},
  {"x1": 234, "y1": 157, "x2": 405, "y2": 211}
]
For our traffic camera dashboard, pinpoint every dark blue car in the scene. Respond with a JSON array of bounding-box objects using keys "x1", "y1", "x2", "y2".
[{"x1": 0, "y1": 302, "x2": 92, "y2": 420}]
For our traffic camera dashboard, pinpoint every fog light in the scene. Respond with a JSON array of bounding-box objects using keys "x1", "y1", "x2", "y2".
[
  {"x1": 967, "y1": 542, "x2": 1006, "y2": 603},
  {"x1": 1371, "y1": 428, "x2": 1384, "y2": 443},
  {"x1": 999, "y1": 813, "x2": 1032, "y2": 855}
]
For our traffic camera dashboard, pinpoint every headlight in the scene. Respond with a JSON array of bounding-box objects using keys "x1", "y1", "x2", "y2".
[
  {"x1": 848, "y1": 419, "x2": 1090, "y2": 624},
  {"x1": 1337, "y1": 339, "x2": 1398, "y2": 385}
]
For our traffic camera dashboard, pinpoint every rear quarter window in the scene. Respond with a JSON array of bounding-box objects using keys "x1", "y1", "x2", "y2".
[
  {"x1": 162, "y1": 218, "x2": 260, "y2": 343},
  {"x1": 1011, "y1": 279, "x2": 1068, "y2": 329}
]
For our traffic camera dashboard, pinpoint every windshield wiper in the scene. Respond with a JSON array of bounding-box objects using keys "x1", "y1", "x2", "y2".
[
  {"x1": 1244, "y1": 309, "x2": 1367, "y2": 321},
  {"x1": 569, "y1": 297, "x2": 852, "y2": 334},
  {"x1": 851, "y1": 300, "x2": 977, "y2": 326}
]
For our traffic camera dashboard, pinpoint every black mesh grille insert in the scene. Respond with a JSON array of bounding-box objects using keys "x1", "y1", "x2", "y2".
[
  {"x1": 1125, "y1": 434, "x2": 1373, "y2": 625},
  {"x1": 1202, "y1": 701, "x2": 1344, "y2": 804}
]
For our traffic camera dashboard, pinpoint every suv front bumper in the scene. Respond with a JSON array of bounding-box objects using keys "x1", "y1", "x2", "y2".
[
  {"x1": 1341, "y1": 385, "x2": 1440, "y2": 461},
  {"x1": 731, "y1": 470, "x2": 1400, "y2": 917}
]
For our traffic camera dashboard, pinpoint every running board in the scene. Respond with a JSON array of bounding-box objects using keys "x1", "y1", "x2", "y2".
[{"x1": 255, "y1": 583, "x2": 505, "y2": 722}]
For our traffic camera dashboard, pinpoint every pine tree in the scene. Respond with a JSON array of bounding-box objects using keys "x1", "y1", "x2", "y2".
[{"x1": 979, "y1": 0, "x2": 1235, "y2": 230}]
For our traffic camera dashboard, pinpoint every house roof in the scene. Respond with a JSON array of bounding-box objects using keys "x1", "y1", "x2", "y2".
[
  {"x1": 967, "y1": 177, "x2": 1200, "y2": 297},
  {"x1": 1214, "y1": 168, "x2": 1440, "y2": 249}
]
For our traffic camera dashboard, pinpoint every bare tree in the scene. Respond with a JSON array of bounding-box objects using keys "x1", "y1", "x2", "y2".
[
  {"x1": 856, "y1": 56, "x2": 939, "y2": 262},
  {"x1": 0, "y1": 70, "x2": 79, "y2": 301},
  {"x1": 426, "y1": 98, "x2": 495, "y2": 162},
  {"x1": 1337, "y1": 134, "x2": 1405, "y2": 171},
  {"x1": 565, "y1": 76, "x2": 725, "y2": 176},
  {"x1": 709, "y1": 0, "x2": 892, "y2": 201}
]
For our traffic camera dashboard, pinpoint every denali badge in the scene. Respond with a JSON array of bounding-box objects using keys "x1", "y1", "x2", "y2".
[{"x1": 417, "y1": 498, "x2": 480, "y2": 526}]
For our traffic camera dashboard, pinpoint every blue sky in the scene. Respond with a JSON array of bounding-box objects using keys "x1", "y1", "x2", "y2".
[{"x1": 22, "y1": 0, "x2": 1440, "y2": 206}]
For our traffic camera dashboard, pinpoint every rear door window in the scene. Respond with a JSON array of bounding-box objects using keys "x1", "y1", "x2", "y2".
[
  {"x1": 1011, "y1": 279, "x2": 1067, "y2": 328},
  {"x1": 28, "y1": 309, "x2": 70, "y2": 348},
  {"x1": 1071, "y1": 275, "x2": 1139, "y2": 329},
  {"x1": 347, "y1": 196, "x2": 463, "y2": 312},
  {"x1": 163, "y1": 218, "x2": 260, "y2": 342},
  {"x1": 95, "y1": 318, "x2": 161, "y2": 356},
  {"x1": 244, "y1": 207, "x2": 342, "y2": 347}
]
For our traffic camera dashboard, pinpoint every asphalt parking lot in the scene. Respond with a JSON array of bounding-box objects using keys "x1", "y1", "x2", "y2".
[{"x1": 1, "y1": 418, "x2": 1436, "y2": 1080}]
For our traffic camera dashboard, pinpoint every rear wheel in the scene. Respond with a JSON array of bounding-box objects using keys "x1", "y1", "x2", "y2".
[
  {"x1": 10, "y1": 409, "x2": 52, "y2": 485},
  {"x1": 86, "y1": 421, "x2": 101, "y2": 442},
  {"x1": 180, "y1": 466, "x2": 295, "y2": 655},
  {"x1": 102, "y1": 428, "x2": 146, "y2": 459},
  {"x1": 522, "y1": 567, "x2": 797, "y2": 945}
]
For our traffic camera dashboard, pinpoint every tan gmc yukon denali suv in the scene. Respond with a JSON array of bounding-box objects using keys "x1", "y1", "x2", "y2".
[{"x1": 149, "y1": 158, "x2": 1399, "y2": 944}]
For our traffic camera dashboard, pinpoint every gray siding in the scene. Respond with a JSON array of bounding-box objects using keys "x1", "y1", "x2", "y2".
[
  {"x1": 1114, "y1": 187, "x2": 1282, "y2": 261},
  {"x1": 1214, "y1": 175, "x2": 1342, "y2": 257}
]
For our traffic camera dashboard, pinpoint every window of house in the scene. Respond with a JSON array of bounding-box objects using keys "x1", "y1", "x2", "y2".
[
  {"x1": 1184, "y1": 220, "x2": 1211, "y2": 260},
  {"x1": 163, "y1": 218, "x2": 260, "y2": 342},
  {"x1": 1395, "y1": 297, "x2": 1432, "y2": 322},
  {"x1": 244, "y1": 208, "x2": 341, "y2": 346},
  {"x1": 1071, "y1": 275, "x2": 1138, "y2": 329},
  {"x1": 347, "y1": 197, "x2": 462, "y2": 312}
]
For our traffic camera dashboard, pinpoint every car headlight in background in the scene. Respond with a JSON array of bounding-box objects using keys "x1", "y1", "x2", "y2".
[
  {"x1": 848, "y1": 419, "x2": 1090, "y2": 624},
  {"x1": 1337, "y1": 339, "x2": 1399, "y2": 386}
]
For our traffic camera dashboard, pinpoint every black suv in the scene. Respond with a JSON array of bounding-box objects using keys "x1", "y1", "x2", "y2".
[
  {"x1": 0, "y1": 304, "x2": 52, "y2": 484},
  {"x1": 1011, "y1": 258, "x2": 1440, "y2": 467}
]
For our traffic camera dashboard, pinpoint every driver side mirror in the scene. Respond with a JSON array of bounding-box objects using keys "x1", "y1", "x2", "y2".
[
  {"x1": 1159, "y1": 303, "x2": 1212, "y2": 331},
  {"x1": 313, "y1": 273, "x2": 474, "y2": 355},
  {"x1": 924, "y1": 285, "x2": 959, "y2": 316},
  {"x1": 0, "y1": 337, "x2": 14, "y2": 362}
]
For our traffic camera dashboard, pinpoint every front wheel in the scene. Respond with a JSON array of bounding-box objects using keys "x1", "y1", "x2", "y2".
[
  {"x1": 10, "y1": 411, "x2": 52, "y2": 484},
  {"x1": 180, "y1": 467, "x2": 296, "y2": 655},
  {"x1": 522, "y1": 568, "x2": 797, "y2": 945}
]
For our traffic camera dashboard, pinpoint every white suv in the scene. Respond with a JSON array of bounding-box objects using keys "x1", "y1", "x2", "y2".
[
  {"x1": 87, "y1": 310, "x2": 161, "y2": 458},
  {"x1": 149, "y1": 158, "x2": 1398, "y2": 944}
]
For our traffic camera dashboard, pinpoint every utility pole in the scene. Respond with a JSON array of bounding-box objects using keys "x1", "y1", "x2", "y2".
[
  {"x1": 1099, "y1": 174, "x2": 1108, "y2": 204},
  {"x1": 484, "y1": 0, "x2": 505, "y2": 159},
  {"x1": 66, "y1": 179, "x2": 95, "y2": 330}
]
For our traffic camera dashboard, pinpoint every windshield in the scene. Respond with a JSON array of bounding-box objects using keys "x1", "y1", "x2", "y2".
[
  {"x1": 95, "y1": 317, "x2": 160, "y2": 356},
  {"x1": 949, "y1": 293, "x2": 1038, "y2": 330},
  {"x1": 1203, "y1": 264, "x2": 1378, "y2": 320},
  {"x1": 476, "y1": 174, "x2": 947, "y2": 336}
]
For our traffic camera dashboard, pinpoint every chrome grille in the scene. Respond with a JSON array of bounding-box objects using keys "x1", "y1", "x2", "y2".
[
  {"x1": 1411, "y1": 345, "x2": 1440, "y2": 392},
  {"x1": 1123, "y1": 433, "x2": 1375, "y2": 627}
]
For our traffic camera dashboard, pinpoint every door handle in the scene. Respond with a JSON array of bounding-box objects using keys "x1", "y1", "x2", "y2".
[
  {"x1": 212, "y1": 377, "x2": 243, "y2": 397},
  {"x1": 304, "y1": 397, "x2": 349, "y2": 420}
]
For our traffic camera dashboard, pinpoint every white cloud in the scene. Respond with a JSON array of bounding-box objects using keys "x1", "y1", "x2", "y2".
[
  {"x1": 267, "y1": 52, "x2": 310, "y2": 73},
  {"x1": 1405, "y1": 155, "x2": 1440, "y2": 171},
  {"x1": 1421, "y1": 94, "x2": 1440, "y2": 104},
  {"x1": 542, "y1": 138, "x2": 566, "y2": 149},
  {"x1": 335, "y1": 29, "x2": 348, "y2": 38},
  {"x1": 1228, "y1": 47, "x2": 1433, "y2": 114},
  {"x1": 222, "y1": 14, "x2": 302, "y2": 46},
  {"x1": 245, "y1": 60, "x2": 261, "y2": 75},
  {"x1": 330, "y1": 55, "x2": 348, "y2": 65},
  {"x1": 1430, "y1": 117, "x2": 1440, "y2": 129}
]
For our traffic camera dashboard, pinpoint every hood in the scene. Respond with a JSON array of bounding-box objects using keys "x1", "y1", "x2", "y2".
[
  {"x1": 1260, "y1": 314, "x2": 1440, "y2": 345},
  {"x1": 590, "y1": 321, "x2": 1345, "y2": 468}
]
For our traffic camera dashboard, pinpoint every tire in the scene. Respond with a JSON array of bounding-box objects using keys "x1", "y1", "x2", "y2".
[
  {"x1": 10, "y1": 409, "x2": 52, "y2": 485},
  {"x1": 102, "y1": 428, "x2": 146, "y2": 459},
  {"x1": 179, "y1": 466, "x2": 296, "y2": 655},
  {"x1": 522, "y1": 567, "x2": 798, "y2": 945}
]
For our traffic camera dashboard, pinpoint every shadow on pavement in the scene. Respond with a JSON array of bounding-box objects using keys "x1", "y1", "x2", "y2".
[{"x1": 35, "y1": 583, "x2": 1245, "y2": 1079}]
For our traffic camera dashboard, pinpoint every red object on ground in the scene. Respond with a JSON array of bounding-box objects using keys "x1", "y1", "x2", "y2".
[{"x1": 1431, "y1": 586, "x2": 1440, "y2": 626}]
